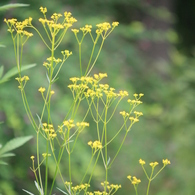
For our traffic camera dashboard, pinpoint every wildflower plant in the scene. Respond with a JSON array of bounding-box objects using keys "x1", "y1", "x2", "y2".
[
  {"x1": 4, "y1": 7, "x2": 170, "y2": 195},
  {"x1": 127, "y1": 159, "x2": 171, "y2": 195}
]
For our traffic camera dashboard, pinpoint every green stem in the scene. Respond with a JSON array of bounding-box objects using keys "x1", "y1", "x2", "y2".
[
  {"x1": 108, "y1": 132, "x2": 128, "y2": 169},
  {"x1": 44, "y1": 140, "x2": 49, "y2": 195},
  {"x1": 79, "y1": 43, "x2": 82, "y2": 76},
  {"x1": 86, "y1": 38, "x2": 105, "y2": 76},
  {"x1": 37, "y1": 132, "x2": 43, "y2": 195}
]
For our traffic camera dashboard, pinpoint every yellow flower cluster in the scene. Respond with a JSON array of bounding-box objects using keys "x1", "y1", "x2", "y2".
[
  {"x1": 76, "y1": 122, "x2": 89, "y2": 127},
  {"x1": 163, "y1": 159, "x2": 171, "y2": 165},
  {"x1": 71, "y1": 21, "x2": 119, "y2": 43},
  {"x1": 38, "y1": 87, "x2": 46, "y2": 93},
  {"x1": 42, "y1": 123, "x2": 57, "y2": 139},
  {"x1": 86, "y1": 181, "x2": 121, "y2": 195},
  {"x1": 120, "y1": 109, "x2": 143, "y2": 122},
  {"x1": 127, "y1": 93, "x2": 144, "y2": 105},
  {"x1": 149, "y1": 161, "x2": 159, "y2": 168},
  {"x1": 127, "y1": 175, "x2": 141, "y2": 185},
  {"x1": 139, "y1": 158, "x2": 146, "y2": 165},
  {"x1": 42, "y1": 153, "x2": 51, "y2": 158},
  {"x1": 38, "y1": 7, "x2": 77, "y2": 36},
  {"x1": 30, "y1": 155, "x2": 35, "y2": 160},
  {"x1": 101, "y1": 181, "x2": 121, "y2": 192},
  {"x1": 139, "y1": 158, "x2": 171, "y2": 167},
  {"x1": 80, "y1": 24, "x2": 93, "y2": 34},
  {"x1": 71, "y1": 183, "x2": 90, "y2": 194},
  {"x1": 63, "y1": 120, "x2": 75, "y2": 129},
  {"x1": 68, "y1": 73, "x2": 129, "y2": 102},
  {"x1": 61, "y1": 50, "x2": 73, "y2": 58},
  {"x1": 4, "y1": 17, "x2": 33, "y2": 37},
  {"x1": 15, "y1": 76, "x2": 29, "y2": 89},
  {"x1": 88, "y1": 140, "x2": 103, "y2": 150}
]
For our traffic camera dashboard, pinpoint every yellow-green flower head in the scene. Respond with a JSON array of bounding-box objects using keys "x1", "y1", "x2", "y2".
[
  {"x1": 30, "y1": 155, "x2": 35, "y2": 160},
  {"x1": 163, "y1": 159, "x2": 171, "y2": 165},
  {"x1": 112, "y1": 22, "x2": 119, "y2": 27},
  {"x1": 76, "y1": 122, "x2": 89, "y2": 127},
  {"x1": 150, "y1": 161, "x2": 159, "y2": 168},
  {"x1": 42, "y1": 153, "x2": 51, "y2": 158},
  {"x1": 40, "y1": 6, "x2": 47, "y2": 14},
  {"x1": 132, "y1": 176, "x2": 141, "y2": 185},
  {"x1": 127, "y1": 175, "x2": 141, "y2": 185},
  {"x1": 71, "y1": 28, "x2": 79, "y2": 34},
  {"x1": 139, "y1": 158, "x2": 146, "y2": 165},
  {"x1": 87, "y1": 193, "x2": 94, "y2": 195},
  {"x1": 64, "y1": 11, "x2": 72, "y2": 18},
  {"x1": 88, "y1": 140, "x2": 102, "y2": 150},
  {"x1": 96, "y1": 22, "x2": 111, "y2": 31},
  {"x1": 120, "y1": 111, "x2": 129, "y2": 117},
  {"x1": 38, "y1": 87, "x2": 46, "y2": 93},
  {"x1": 134, "y1": 111, "x2": 143, "y2": 117},
  {"x1": 127, "y1": 175, "x2": 131, "y2": 180},
  {"x1": 4, "y1": 18, "x2": 17, "y2": 25},
  {"x1": 119, "y1": 90, "x2": 129, "y2": 97},
  {"x1": 94, "y1": 191, "x2": 102, "y2": 195}
]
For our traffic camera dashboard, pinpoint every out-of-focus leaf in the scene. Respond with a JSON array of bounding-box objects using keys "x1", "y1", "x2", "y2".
[
  {"x1": 0, "y1": 66, "x2": 3, "y2": 79},
  {"x1": 34, "y1": 181, "x2": 44, "y2": 195},
  {"x1": 0, "y1": 63, "x2": 36, "y2": 84},
  {"x1": 0, "y1": 153, "x2": 15, "y2": 158},
  {"x1": 0, "y1": 160, "x2": 8, "y2": 165},
  {"x1": 0, "y1": 4, "x2": 29, "y2": 12},
  {"x1": 0, "y1": 44, "x2": 5, "y2": 48},
  {"x1": 57, "y1": 187, "x2": 68, "y2": 194},
  {"x1": 0, "y1": 136, "x2": 33, "y2": 155},
  {"x1": 22, "y1": 189, "x2": 35, "y2": 195},
  {"x1": 36, "y1": 114, "x2": 43, "y2": 129}
]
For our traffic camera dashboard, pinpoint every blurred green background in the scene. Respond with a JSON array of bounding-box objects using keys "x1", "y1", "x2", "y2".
[{"x1": 0, "y1": 0, "x2": 195, "y2": 194}]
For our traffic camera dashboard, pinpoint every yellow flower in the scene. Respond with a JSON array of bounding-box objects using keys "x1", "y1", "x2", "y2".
[
  {"x1": 163, "y1": 159, "x2": 171, "y2": 165},
  {"x1": 30, "y1": 156, "x2": 35, "y2": 160},
  {"x1": 40, "y1": 6, "x2": 47, "y2": 14},
  {"x1": 38, "y1": 87, "x2": 46, "y2": 93},
  {"x1": 112, "y1": 22, "x2": 119, "y2": 27},
  {"x1": 150, "y1": 161, "x2": 159, "y2": 168},
  {"x1": 50, "y1": 90, "x2": 55, "y2": 95},
  {"x1": 139, "y1": 158, "x2": 146, "y2": 165}
]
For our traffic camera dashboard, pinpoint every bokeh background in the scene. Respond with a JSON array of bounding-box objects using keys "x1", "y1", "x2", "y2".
[{"x1": 0, "y1": 0, "x2": 195, "y2": 194}]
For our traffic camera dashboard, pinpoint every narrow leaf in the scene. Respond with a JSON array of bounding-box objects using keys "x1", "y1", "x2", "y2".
[
  {"x1": 0, "y1": 152, "x2": 15, "y2": 158},
  {"x1": 46, "y1": 72, "x2": 50, "y2": 84},
  {"x1": 0, "y1": 4, "x2": 29, "y2": 11},
  {"x1": 56, "y1": 187, "x2": 68, "y2": 195},
  {"x1": 107, "y1": 157, "x2": 111, "y2": 166},
  {"x1": 36, "y1": 114, "x2": 43, "y2": 129},
  {"x1": 1, "y1": 63, "x2": 36, "y2": 81},
  {"x1": 0, "y1": 160, "x2": 8, "y2": 165},
  {"x1": 34, "y1": 181, "x2": 44, "y2": 195},
  {"x1": 0, "y1": 136, "x2": 33, "y2": 155},
  {"x1": 0, "y1": 66, "x2": 4, "y2": 79},
  {"x1": 22, "y1": 189, "x2": 35, "y2": 195}
]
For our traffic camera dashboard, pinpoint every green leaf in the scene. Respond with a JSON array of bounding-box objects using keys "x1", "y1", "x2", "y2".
[
  {"x1": 0, "y1": 4, "x2": 29, "y2": 12},
  {"x1": 0, "y1": 63, "x2": 36, "y2": 84},
  {"x1": 0, "y1": 66, "x2": 4, "y2": 79},
  {"x1": 22, "y1": 189, "x2": 35, "y2": 195},
  {"x1": 0, "y1": 136, "x2": 33, "y2": 155},
  {"x1": 57, "y1": 188, "x2": 68, "y2": 194},
  {"x1": 0, "y1": 44, "x2": 5, "y2": 48},
  {"x1": 0, "y1": 153, "x2": 15, "y2": 158},
  {"x1": 0, "y1": 160, "x2": 8, "y2": 165}
]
